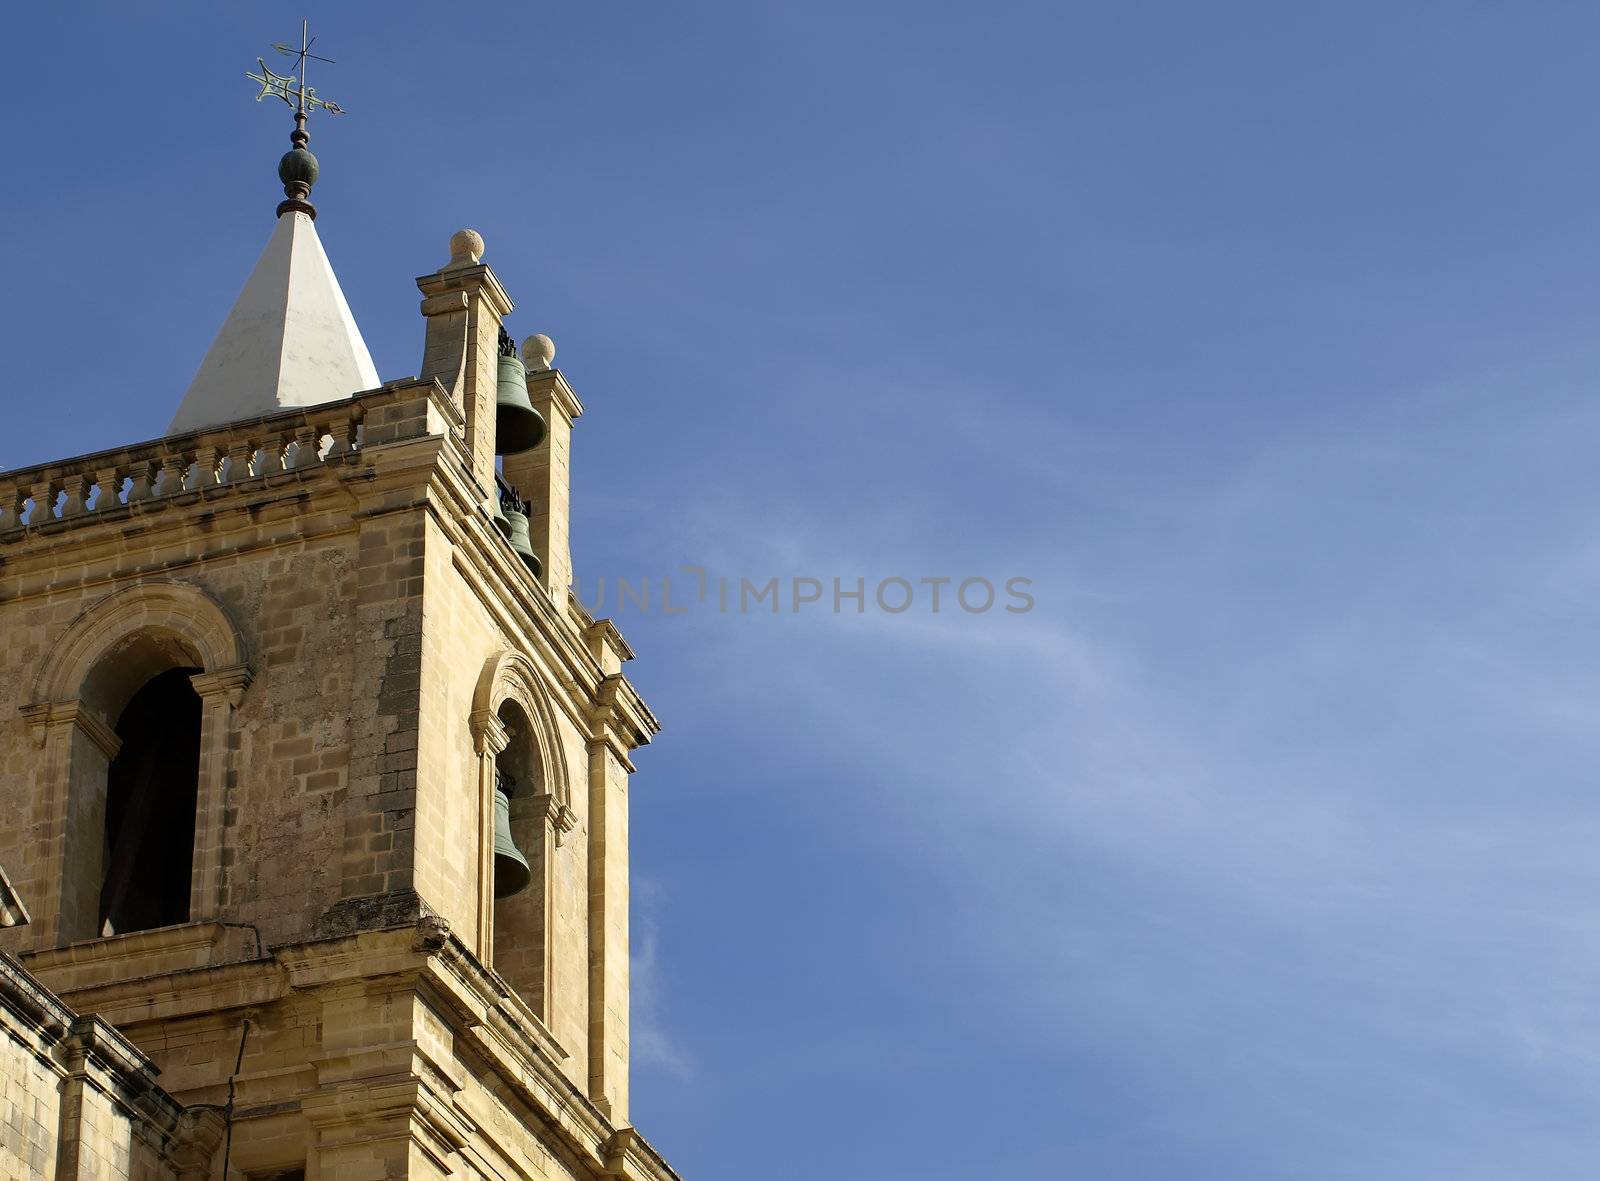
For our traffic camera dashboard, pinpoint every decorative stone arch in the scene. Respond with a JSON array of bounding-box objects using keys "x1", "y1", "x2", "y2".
[
  {"x1": 469, "y1": 650, "x2": 575, "y2": 1017},
  {"x1": 471, "y1": 650, "x2": 572, "y2": 811},
  {"x1": 22, "y1": 580, "x2": 253, "y2": 946}
]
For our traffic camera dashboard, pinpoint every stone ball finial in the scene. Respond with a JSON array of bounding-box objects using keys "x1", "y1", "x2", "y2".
[
  {"x1": 448, "y1": 228, "x2": 485, "y2": 268},
  {"x1": 279, "y1": 147, "x2": 319, "y2": 196},
  {"x1": 522, "y1": 334, "x2": 556, "y2": 371}
]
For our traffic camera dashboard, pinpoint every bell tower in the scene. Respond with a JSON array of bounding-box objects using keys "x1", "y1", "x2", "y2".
[{"x1": 0, "y1": 35, "x2": 676, "y2": 1181}]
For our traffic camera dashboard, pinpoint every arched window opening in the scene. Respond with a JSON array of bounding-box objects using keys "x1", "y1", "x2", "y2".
[
  {"x1": 26, "y1": 581, "x2": 250, "y2": 947},
  {"x1": 99, "y1": 667, "x2": 202, "y2": 936},
  {"x1": 492, "y1": 701, "x2": 551, "y2": 1016}
]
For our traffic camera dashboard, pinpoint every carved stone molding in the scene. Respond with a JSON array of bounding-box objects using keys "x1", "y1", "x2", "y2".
[
  {"x1": 189, "y1": 662, "x2": 254, "y2": 708},
  {"x1": 468, "y1": 708, "x2": 510, "y2": 757},
  {"x1": 527, "y1": 793, "x2": 578, "y2": 847},
  {"x1": 471, "y1": 651, "x2": 572, "y2": 810},
  {"x1": 19, "y1": 700, "x2": 121, "y2": 758}
]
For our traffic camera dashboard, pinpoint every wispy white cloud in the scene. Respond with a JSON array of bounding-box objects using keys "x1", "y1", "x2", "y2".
[
  {"x1": 621, "y1": 361, "x2": 1600, "y2": 1173},
  {"x1": 631, "y1": 877, "x2": 697, "y2": 1085}
]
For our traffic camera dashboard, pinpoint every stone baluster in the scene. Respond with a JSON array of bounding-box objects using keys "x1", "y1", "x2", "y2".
[
  {"x1": 225, "y1": 439, "x2": 254, "y2": 485},
  {"x1": 325, "y1": 416, "x2": 354, "y2": 458},
  {"x1": 158, "y1": 451, "x2": 187, "y2": 497},
  {"x1": 256, "y1": 429, "x2": 288, "y2": 476},
  {"x1": 59, "y1": 473, "x2": 89, "y2": 518},
  {"x1": 293, "y1": 425, "x2": 320, "y2": 469},
  {"x1": 193, "y1": 444, "x2": 224, "y2": 489},
  {"x1": 0, "y1": 483, "x2": 21, "y2": 530},
  {"x1": 127, "y1": 457, "x2": 157, "y2": 503},
  {"x1": 28, "y1": 480, "x2": 57, "y2": 525},
  {"x1": 92, "y1": 465, "x2": 123, "y2": 513}
]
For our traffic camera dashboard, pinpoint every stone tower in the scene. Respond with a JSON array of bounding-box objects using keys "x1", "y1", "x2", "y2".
[{"x1": 0, "y1": 103, "x2": 673, "y2": 1181}]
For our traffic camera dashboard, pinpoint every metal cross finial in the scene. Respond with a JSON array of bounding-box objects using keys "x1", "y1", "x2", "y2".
[{"x1": 246, "y1": 19, "x2": 346, "y2": 118}]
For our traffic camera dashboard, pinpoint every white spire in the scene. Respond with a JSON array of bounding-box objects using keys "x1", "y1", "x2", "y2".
[{"x1": 168, "y1": 210, "x2": 379, "y2": 435}]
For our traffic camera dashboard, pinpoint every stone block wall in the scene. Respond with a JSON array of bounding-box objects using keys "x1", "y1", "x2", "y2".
[
  {"x1": 0, "y1": 953, "x2": 201, "y2": 1180},
  {"x1": 0, "y1": 369, "x2": 662, "y2": 1173}
]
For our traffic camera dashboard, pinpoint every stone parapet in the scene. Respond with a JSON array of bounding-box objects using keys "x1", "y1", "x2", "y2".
[{"x1": 0, "y1": 377, "x2": 460, "y2": 536}]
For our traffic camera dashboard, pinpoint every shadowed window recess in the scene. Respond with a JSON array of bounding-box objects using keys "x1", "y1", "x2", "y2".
[{"x1": 99, "y1": 667, "x2": 202, "y2": 936}]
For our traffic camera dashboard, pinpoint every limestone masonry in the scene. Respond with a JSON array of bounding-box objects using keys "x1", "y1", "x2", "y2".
[{"x1": 0, "y1": 191, "x2": 675, "y2": 1176}]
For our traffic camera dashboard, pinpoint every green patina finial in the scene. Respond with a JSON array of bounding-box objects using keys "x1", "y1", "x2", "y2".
[{"x1": 245, "y1": 19, "x2": 346, "y2": 220}]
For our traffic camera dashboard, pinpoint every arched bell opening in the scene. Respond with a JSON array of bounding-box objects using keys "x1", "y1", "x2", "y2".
[
  {"x1": 492, "y1": 702, "x2": 537, "y2": 900},
  {"x1": 491, "y1": 700, "x2": 552, "y2": 1018},
  {"x1": 26, "y1": 581, "x2": 251, "y2": 947},
  {"x1": 99, "y1": 667, "x2": 202, "y2": 936}
]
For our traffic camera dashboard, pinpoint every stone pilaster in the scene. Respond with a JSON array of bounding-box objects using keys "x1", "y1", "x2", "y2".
[
  {"x1": 187, "y1": 664, "x2": 253, "y2": 923},
  {"x1": 502, "y1": 337, "x2": 584, "y2": 605},
  {"x1": 583, "y1": 622, "x2": 655, "y2": 1124},
  {"x1": 416, "y1": 229, "x2": 514, "y2": 510},
  {"x1": 21, "y1": 702, "x2": 120, "y2": 946}
]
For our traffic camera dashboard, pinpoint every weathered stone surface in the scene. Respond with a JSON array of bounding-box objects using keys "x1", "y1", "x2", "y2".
[{"x1": 0, "y1": 242, "x2": 669, "y2": 1177}]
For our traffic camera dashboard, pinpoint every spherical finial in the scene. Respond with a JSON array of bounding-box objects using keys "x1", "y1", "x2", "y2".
[
  {"x1": 448, "y1": 228, "x2": 485, "y2": 268},
  {"x1": 279, "y1": 147, "x2": 319, "y2": 194},
  {"x1": 275, "y1": 117, "x2": 320, "y2": 219},
  {"x1": 522, "y1": 334, "x2": 556, "y2": 371}
]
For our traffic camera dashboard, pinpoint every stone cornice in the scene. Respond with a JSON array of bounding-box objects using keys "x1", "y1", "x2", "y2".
[
  {"x1": 0, "y1": 953, "x2": 187, "y2": 1129},
  {"x1": 23, "y1": 923, "x2": 278, "y2": 1027},
  {"x1": 26, "y1": 957, "x2": 284, "y2": 1029},
  {"x1": 579, "y1": 621, "x2": 663, "y2": 768},
  {"x1": 416, "y1": 262, "x2": 515, "y2": 319},
  {"x1": 590, "y1": 674, "x2": 659, "y2": 766},
  {"x1": 604, "y1": 1127, "x2": 682, "y2": 1181},
  {"x1": 24, "y1": 919, "x2": 260, "y2": 976},
  {"x1": 584, "y1": 618, "x2": 637, "y2": 666},
  {"x1": 9, "y1": 917, "x2": 682, "y2": 1181},
  {"x1": 524, "y1": 366, "x2": 585, "y2": 424},
  {"x1": 0, "y1": 951, "x2": 71, "y2": 1035}
]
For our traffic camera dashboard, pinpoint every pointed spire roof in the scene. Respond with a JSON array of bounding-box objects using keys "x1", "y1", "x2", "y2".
[
  {"x1": 169, "y1": 46, "x2": 376, "y2": 436},
  {"x1": 168, "y1": 210, "x2": 379, "y2": 434}
]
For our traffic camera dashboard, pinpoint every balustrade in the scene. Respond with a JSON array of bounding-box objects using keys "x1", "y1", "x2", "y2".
[{"x1": 0, "y1": 403, "x2": 367, "y2": 534}]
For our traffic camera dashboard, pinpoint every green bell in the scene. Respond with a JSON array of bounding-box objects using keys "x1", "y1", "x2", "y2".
[
  {"x1": 493, "y1": 772, "x2": 531, "y2": 899},
  {"x1": 491, "y1": 492, "x2": 510, "y2": 538},
  {"x1": 503, "y1": 502, "x2": 543, "y2": 579},
  {"x1": 495, "y1": 328, "x2": 546, "y2": 456}
]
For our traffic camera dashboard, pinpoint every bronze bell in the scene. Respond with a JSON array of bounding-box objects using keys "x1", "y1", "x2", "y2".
[
  {"x1": 495, "y1": 328, "x2": 546, "y2": 456},
  {"x1": 500, "y1": 487, "x2": 543, "y2": 579},
  {"x1": 493, "y1": 770, "x2": 532, "y2": 898},
  {"x1": 491, "y1": 491, "x2": 511, "y2": 538}
]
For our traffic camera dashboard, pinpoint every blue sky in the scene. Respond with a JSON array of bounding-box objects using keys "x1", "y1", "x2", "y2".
[{"x1": 9, "y1": 2, "x2": 1600, "y2": 1176}]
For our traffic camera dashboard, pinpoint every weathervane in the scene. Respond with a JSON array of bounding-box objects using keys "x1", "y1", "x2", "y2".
[
  {"x1": 247, "y1": 20, "x2": 346, "y2": 117},
  {"x1": 246, "y1": 20, "x2": 345, "y2": 220}
]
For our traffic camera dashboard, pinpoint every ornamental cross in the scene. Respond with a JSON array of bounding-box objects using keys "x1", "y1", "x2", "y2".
[{"x1": 246, "y1": 19, "x2": 345, "y2": 117}]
